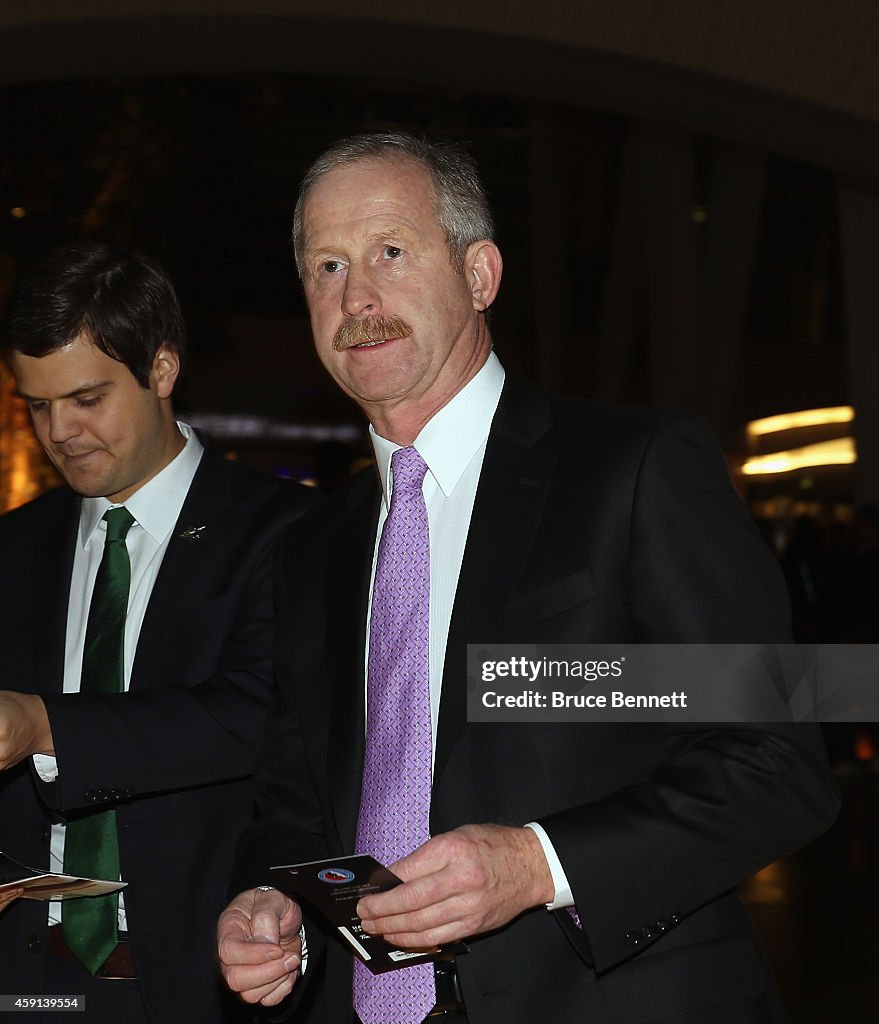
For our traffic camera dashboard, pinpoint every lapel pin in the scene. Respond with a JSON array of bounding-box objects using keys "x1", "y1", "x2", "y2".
[{"x1": 178, "y1": 525, "x2": 208, "y2": 541}]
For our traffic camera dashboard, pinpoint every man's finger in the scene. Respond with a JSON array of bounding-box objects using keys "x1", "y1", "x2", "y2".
[
  {"x1": 358, "y1": 864, "x2": 449, "y2": 922},
  {"x1": 249, "y1": 908, "x2": 283, "y2": 944},
  {"x1": 258, "y1": 975, "x2": 298, "y2": 1007},
  {"x1": 218, "y1": 934, "x2": 285, "y2": 967},
  {"x1": 361, "y1": 891, "x2": 455, "y2": 932},
  {"x1": 383, "y1": 925, "x2": 464, "y2": 949},
  {"x1": 222, "y1": 949, "x2": 300, "y2": 992},
  {"x1": 361, "y1": 891, "x2": 474, "y2": 942}
]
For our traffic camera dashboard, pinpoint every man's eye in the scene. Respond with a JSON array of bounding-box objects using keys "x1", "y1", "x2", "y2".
[
  {"x1": 382, "y1": 246, "x2": 402, "y2": 260},
  {"x1": 76, "y1": 397, "x2": 101, "y2": 409},
  {"x1": 321, "y1": 260, "x2": 342, "y2": 274},
  {"x1": 27, "y1": 401, "x2": 47, "y2": 413}
]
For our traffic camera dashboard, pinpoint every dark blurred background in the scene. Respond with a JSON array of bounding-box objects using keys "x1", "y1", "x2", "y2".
[{"x1": 0, "y1": 3, "x2": 877, "y2": 1018}]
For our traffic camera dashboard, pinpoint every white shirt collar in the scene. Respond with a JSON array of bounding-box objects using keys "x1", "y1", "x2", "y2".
[
  {"x1": 370, "y1": 351, "x2": 505, "y2": 507},
  {"x1": 79, "y1": 422, "x2": 204, "y2": 547}
]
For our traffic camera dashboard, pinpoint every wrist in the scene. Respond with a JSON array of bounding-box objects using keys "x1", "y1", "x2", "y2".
[
  {"x1": 519, "y1": 825, "x2": 555, "y2": 907},
  {"x1": 25, "y1": 694, "x2": 55, "y2": 756}
]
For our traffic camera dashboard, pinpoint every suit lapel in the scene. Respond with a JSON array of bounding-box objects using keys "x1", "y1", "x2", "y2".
[
  {"x1": 325, "y1": 470, "x2": 381, "y2": 850},
  {"x1": 33, "y1": 491, "x2": 80, "y2": 697},
  {"x1": 130, "y1": 450, "x2": 231, "y2": 688},
  {"x1": 434, "y1": 379, "x2": 556, "y2": 785}
]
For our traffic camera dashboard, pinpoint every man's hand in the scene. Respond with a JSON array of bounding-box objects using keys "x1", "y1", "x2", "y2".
[
  {"x1": 0, "y1": 692, "x2": 53, "y2": 770},
  {"x1": 218, "y1": 888, "x2": 303, "y2": 1007},
  {"x1": 0, "y1": 888, "x2": 23, "y2": 914},
  {"x1": 357, "y1": 823, "x2": 554, "y2": 949}
]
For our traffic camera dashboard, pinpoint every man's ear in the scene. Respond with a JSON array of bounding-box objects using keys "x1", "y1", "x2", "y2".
[
  {"x1": 150, "y1": 344, "x2": 181, "y2": 399},
  {"x1": 465, "y1": 241, "x2": 503, "y2": 312}
]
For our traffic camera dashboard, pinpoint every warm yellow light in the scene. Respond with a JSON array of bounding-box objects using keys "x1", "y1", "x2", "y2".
[
  {"x1": 9, "y1": 206, "x2": 26, "y2": 219},
  {"x1": 741, "y1": 437, "x2": 856, "y2": 476},
  {"x1": 747, "y1": 406, "x2": 854, "y2": 438}
]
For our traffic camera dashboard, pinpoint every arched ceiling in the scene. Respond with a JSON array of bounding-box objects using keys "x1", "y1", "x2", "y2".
[{"x1": 0, "y1": 2, "x2": 876, "y2": 179}]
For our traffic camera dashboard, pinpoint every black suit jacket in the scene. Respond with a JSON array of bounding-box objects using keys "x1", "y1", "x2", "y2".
[
  {"x1": 232, "y1": 379, "x2": 838, "y2": 1024},
  {"x1": 0, "y1": 445, "x2": 315, "y2": 1023}
]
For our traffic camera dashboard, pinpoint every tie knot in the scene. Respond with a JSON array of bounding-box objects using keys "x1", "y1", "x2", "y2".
[
  {"x1": 390, "y1": 447, "x2": 428, "y2": 495},
  {"x1": 102, "y1": 506, "x2": 136, "y2": 543}
]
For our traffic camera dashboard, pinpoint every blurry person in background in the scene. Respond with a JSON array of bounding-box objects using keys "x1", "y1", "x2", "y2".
[{"x1": 0, "y1": 242, "x2": 314, "y2": 1023}]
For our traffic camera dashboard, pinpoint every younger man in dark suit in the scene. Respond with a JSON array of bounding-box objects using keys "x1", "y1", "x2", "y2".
[{"x1": 0, "y1": 242, "x2": 314, "y2": 1022}]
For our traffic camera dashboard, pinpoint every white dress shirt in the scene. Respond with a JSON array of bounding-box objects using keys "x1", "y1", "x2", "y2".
[
  {"x1": 34, "y1": 423, "x2": 204, "y2": 929},
  {"x1": 368, "y1": 353, "x2": 573, "y2": 910}
]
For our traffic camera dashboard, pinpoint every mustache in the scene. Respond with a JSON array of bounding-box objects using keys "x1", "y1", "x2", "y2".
[{"x1": 333, "y1": 315, "x2": 413, "y2": 352}]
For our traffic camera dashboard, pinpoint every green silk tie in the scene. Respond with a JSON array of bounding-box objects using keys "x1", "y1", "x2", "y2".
[{"x1": 62, "y1": 506, "x2": 135, "y2": 975}]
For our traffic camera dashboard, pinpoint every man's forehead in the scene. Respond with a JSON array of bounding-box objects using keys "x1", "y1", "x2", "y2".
[
  {"x1": 303, "y1": 158, "x2": 436, "y2": 229},
  {"x1": 314, "y1": 153, "x2": 431, "y2": 190},
  {"x1": 304, "y1": 213, "x2": 421, "y2": 253},
  {"x1": 11, "y1": 334, "x2": 119, "y2": 388}
]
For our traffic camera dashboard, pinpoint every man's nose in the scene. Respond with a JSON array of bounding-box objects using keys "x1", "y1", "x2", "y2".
[
  {"x1": 48, "y1": 404, "x2": 80, "y2": 445},
  {"x1": 341, "y1": 262, "x2": 381, "y2": 317}
]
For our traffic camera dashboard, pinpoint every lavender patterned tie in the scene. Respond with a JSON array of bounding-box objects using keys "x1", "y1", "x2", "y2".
[{"x1": 354, "y1": 446, "x2": 435, "y2": 1024}]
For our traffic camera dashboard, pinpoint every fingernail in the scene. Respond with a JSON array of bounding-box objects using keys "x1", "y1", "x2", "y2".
[{"x1": 283, "y1": 955, "x2": 300, "y2": 972}]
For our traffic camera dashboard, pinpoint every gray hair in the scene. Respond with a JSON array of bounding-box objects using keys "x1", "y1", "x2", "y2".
[{"x1": 292, "y1": 132, "x2": 494, "y2": 276}]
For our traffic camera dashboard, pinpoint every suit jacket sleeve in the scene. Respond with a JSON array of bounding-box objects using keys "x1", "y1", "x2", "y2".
[
  {"x1": 38, "y1": 472, "x2": 317, "y2": 814},
  {"x1": 229, "y1": 522, "x2": 337, "y2": 891},
  {"x1": 535, "y1": 414, "x2": 838, "y2": 972}
]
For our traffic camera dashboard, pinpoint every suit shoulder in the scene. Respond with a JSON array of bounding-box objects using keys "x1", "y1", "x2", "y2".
[
  {"x1": 206, "y1": 452, "x2": 320, "y2": 516},
  {"x1": 549, "y1": 392, "x2": 693, "y2": 435},
  {"x1": 502, "y1": 374, "x2": 699, "y2": 446},
  {"x1": 0, "y1": 485, "x2": 76, "y2": 540},
  {"x1": 277, "y1": 463, "x2": 377, "y2": 548},
  {"x1": 543, "y1": 392, "x2": 716, "y2": 464}
]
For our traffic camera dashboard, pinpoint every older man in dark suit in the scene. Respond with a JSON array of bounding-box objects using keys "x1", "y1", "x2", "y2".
[
  {"x1": 0, "y1": 242, "x2": 314, "y2": 1022},
  {"x1": 218, "y1": 134, "x2": 838, "y2": 1024}
]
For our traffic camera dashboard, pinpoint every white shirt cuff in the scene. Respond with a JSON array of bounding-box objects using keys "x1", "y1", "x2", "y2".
[
  {"x1": 33, "y1": 754, "x2": 58, "y2": 783},
  {"x1": 524, "y1": 821, "x2": 574, "y2": 910}
]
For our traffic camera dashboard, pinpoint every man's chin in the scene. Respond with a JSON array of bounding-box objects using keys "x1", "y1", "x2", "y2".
[
  {"x1": 61, "y1": 478, "x2": 110, "y2": 498},
  {"x1": 54, "y1": 465, "x2": 111, "y2": 499}
]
